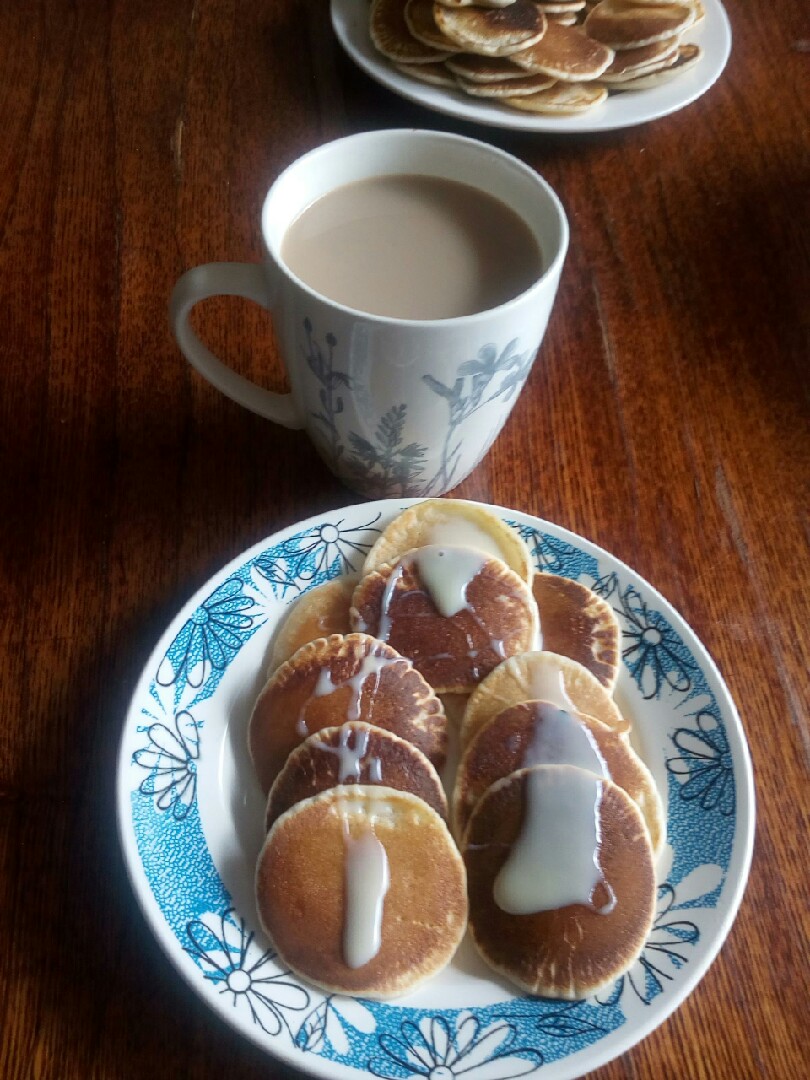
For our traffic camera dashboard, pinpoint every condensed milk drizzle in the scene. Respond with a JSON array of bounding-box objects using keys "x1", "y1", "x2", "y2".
[
  {"x1": 376, "y1": 547, "x2": 506, "y2": 673},
  {"x1": 530, "y1": 666, "x2": 577, "y2": 713},
  {"x1": 523, "y1": 703, "x2": 609, "y2": 779},
  {"x1": 314, "y1": 724, "x2": 383, "y2": 785},
  {"x1": 297, "y1": 652, "x2": 403, "y2": 736},
  {"x1": 493, "y1": 768, "x2": 616, "y2": 916},
  {"x1": 342, "y1": 823, "x2": 390, "y2": 969}
]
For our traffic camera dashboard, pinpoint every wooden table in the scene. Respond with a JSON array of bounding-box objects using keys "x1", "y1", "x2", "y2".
[{"x1": 1, "y1": 1, "x2": 807, "y2": 1076}]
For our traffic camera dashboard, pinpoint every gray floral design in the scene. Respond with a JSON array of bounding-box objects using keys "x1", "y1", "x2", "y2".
[
  {"x1": 423, "y1": 339, "x2": 533, "y2": 493},
  {"x1": 347, "y1": 404, "x2": 428, "y2": 497}
]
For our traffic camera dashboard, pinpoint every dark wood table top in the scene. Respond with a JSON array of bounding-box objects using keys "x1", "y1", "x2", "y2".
[{"x1": 1, "y1": 1, "x2": 807, "y2": 1077}]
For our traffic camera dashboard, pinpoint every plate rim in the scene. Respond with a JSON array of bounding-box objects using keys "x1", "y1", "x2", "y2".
[
  {"x1": 330, "y1": 0, "x2": 732, "y2": 134},
  {"x1": 116, "y1": 498, "x2": 755, "y2": 1079}
]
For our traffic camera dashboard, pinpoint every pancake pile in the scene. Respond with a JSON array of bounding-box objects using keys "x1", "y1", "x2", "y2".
[
  {"x1": 368, "y1": 0, "x2": 706, "y2": 115},
  {"x1": 248, "y1": 499, "x2": 665, "y2": 999}
]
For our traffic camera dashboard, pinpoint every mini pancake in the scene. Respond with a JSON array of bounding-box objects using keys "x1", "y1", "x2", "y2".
[
  {"x1": 583, "y1": 1, "x2": 695, "y2": 50},
  {"x1": 256, "y1": 786, "x2": 468, "y2": 998},
  {"x1": 532, "y1": 573, "x2": 620, "y2": 689},
  {"x1": 458, "y1": 71, "x2": 557, "y2": 96},
  {"x1": 463, "y1": 764, "x2": 656, "y2": 997},
  {"x1": 610, "y1": 42, "x2": 702, "y2": 87},
  {"x1": 504, "y1": 82, "x2": 608, "y2": 112},
  {"x1": 435, "y1": 0, "x2": 519, "y2": 7},
  {"x1": 453, "y1": 701, "x2": 665, "y2": 853},
  {"x1": 371, "y1": 0, "x2": 451, "y2": 63},
  {"x1": 535, "y1": 0, "x2": 586, "y2": 12},
  {"x1": 405, "y1": 0, "x2": 466, "y2": 53},
  {"x1": 266, "y1": 721, "x2": 448, "y2": 830},
  {"x1": 445, "y1": 53, "x2": 534, "y2": 81},
  {"x1": 547, "y1": 13, "x2": 579, "y2": 23},
  {"x1": 598, "y1": 36, "x2": 680, "y2": 80},
  {"x1": 269, "y1": 576, "x2": 354, "y2": 673},
  {"x1": 461, "y1": 650, "x2": 629, "y2": 748},
  {"x1": 433, "y1": 0, "x2": 548, "y2": 57},
  {"x1": 351, "y1": 548, "x2": 538, "y2": 693},
  {"x1": 362, "y1": 499, "x2": 534, "y2": 583},
  {"x1": 395, "y1": 59, "x2": 460, "y2": 85},
  {"x1": 249, "y1": 633, "x2": 446, "y2": 792},
  {"x1": 510, "y1": 23, "x2": 614, "y2": 80}
]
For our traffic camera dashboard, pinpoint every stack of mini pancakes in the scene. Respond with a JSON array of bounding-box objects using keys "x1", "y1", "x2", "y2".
[
  {"x1": 369, "y1": 0, "x2": 705, "y2": 116},
  {"x1": 250, "y1": 499, "x2": 663, "y2": 999}
]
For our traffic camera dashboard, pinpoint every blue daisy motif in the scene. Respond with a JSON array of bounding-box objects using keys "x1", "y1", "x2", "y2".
[
  {"x1": 515, "y1": 525, "x2": 599, "y2": 581},
  {"x1": 590, "y1": 571, "x2": 619, "y2": 600},
  {"x1": 616, "y1": 586, "x2": 696, "y2": 700},
  {"x1": 370, "y1": 1013, "x2": 542, "y2": 1079},
  {"x1": 596, "y1": 883, "x2": 700, "y2": 1010},
  {"x1": 296, "y1": 994, "x2": 377, "y2": 1056},
  {"x1": 667, "y1": 710, "x2": 736, "y2": 816},
  {"x1": 185, "y1": 909, "x2": 310, "y2": 1038},
  {"x1": 133, "y1": 707, "x2": 200, "y2": 819},
  {"x1": 253, "y1": 513, "x2": 382, "y2": 597},
  {"x1": 156, "y1": 577, "x2": 255, "y2": 689}
]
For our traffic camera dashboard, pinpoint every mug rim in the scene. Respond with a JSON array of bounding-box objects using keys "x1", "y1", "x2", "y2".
[{"x1": 260, "y1": 128, "x2": 569, "y2": 328}]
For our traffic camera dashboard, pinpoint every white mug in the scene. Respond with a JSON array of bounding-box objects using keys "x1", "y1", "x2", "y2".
[{"x1": 170, "y1": 129, "x2": 568, "y2": 498}]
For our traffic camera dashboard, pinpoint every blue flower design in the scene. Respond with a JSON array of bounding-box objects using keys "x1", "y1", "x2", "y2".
[
  {"x1": 133, "y1": 708, "x2": 200, "y2": 819},
  {"x1": 596, "y1": 884, "x2": 700, "y2": 1008},
  {"x1": 616, "y1": 586, "x2": 696, "y2": 700},
  {"x1": 297, "y1": 994, "x2": 377, "y2": 1056},
  {"x1": 667, "y1": 710, "x2": 736, "y2": 816},
  {"x1": 157, "y1": 577, "x2": 255, "y2": 689},
  {"x1": 370, "y1": 1013, "x2": 542, "y2": 1079},
  {"x1": 185, "y1": 909, "x2": 310, "y2": 1037},
  {"x1": 516, "y1": 525, "x2": 600, "y2": 581},
  {"x1": 254, "y1": 513, "x2": 382, "y2": 597}
]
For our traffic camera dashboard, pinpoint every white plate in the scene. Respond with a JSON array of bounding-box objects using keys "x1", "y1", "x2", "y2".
[
  {"x1": 117, "y1": 501, "x2": 754, "y2": 1079},
  {"x1": 331, "y1": 0, "x2": 732, "y2": 133}
]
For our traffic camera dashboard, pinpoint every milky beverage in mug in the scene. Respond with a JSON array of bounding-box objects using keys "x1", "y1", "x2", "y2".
[
  {"x1": 280, "y1": 175, "x2": 544, "y2": 321},
  {"x1": 170, "y1": 130, "x2": 568, "y2": 498}
]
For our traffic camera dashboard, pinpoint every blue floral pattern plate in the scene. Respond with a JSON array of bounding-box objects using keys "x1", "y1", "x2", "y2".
[{"x1": 117, "y1": 501, "x2": 754, "y2": 1079}]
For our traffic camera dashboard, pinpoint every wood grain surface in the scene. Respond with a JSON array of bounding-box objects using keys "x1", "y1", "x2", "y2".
[{"x1": 1, "y1": 1, "x2": 808, "y2": 1077}]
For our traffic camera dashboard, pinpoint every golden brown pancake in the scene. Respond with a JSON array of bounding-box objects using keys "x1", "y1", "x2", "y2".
[
  {"x1": 256, "y1": 786, "x2": 468, "y2": 998},
  {"x1": 363, "y1": 499, "x2": 534, "y2": 584},
  {"x1": 395, "y1": 60, "x2": 460, "y2": 85},
  {"x1": 453, "y1": 700, "x2": 664, "y2": 853},
  {"x1": 248, "y1": 633, "x2": 446, "y2": 792},
  {"x1": 433, "y1": 0, "x2": 548, "y2": 56},
  {"x1": 610, "y1": 42, "x2": 701, "y2": 87},
  {"x1": 458, "y1": 71, "x2": 557, "y2": 95},
  {"x1": 463, "y1": 765, "x2": 656, "y2": 997},
  {"x1": 461, "y1": 650, "x2": 629, "y2": 748},
  {"x1": 405, "y1": 0, "x2": 465, "y2": 52},
  {"x1": 351, "y1": 549, "x2": 538, "y2": 693},
  {"x1": 583, "y1": 1, "x2": 695, "y2": 50},
  {"x1": 532, "y1": 573, "x2": 620, "y2": 689},
  {"x1": 504, "y1": 81, "x2": 608, "y2": 112},
  {"x1": 445, "y1": 52, "x2": 531, "y2": 81},
  {"x1": 269, "y1": 576, "x2": 354, "y2": 674},
  {"x1": 435, "y1": 0, "x2": 519, "y2": 7},
  {"x1": 510, "y1": 21, "x2": 614, "y2": 79},
  {"x1": 598, "y1": 36, "x2": 680, "y2": 80},
  {"x1": 266, "y1": 721, "x2": 448, "y2": 830},
  {"x1": 371, "y1": 0, "x2": 451, "y2": 62}
]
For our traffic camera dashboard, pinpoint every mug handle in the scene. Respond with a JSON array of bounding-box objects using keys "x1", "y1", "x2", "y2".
[{"x1": 169, "y1": 262, "x2": 304, "y2": 430}]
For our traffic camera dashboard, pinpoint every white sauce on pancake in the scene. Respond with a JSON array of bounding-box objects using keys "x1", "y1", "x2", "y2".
[
  {"x1": 376, "y1": 548, "x2": 508, "y2": 678},
  {"x1": 493, "y1": 768, "x2": 615, "y2": 915},
  {"x1": 309, "y1": 652, "x2": 404, "y2": 723},
  {"x1": 524, "y1": 704, "x2": 609, "y2": 778},
  {"x1": 342, "y1": 826, "x2": 390, "y2": 968},
  {"x1": 530, "y1": 665, "x2": 577, "y2": 712},
  {"x1": 313, "y1": 724, "x2": 383, "y2": 785}
]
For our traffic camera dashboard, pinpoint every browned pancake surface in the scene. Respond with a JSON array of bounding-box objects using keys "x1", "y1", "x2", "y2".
[
  {"x1": 463, "y1": 765, "x2": 656, "y2": 997},
  {"x1": 256, "y1": 786, "x2": 468, "y2": 997},
  {"x1": 249, "y1": 633, "x2": 446, "y2": 792},
  {"x1": 266, "y1": 721, "x2": 448, "y2": 829},
  {"x1": 533, "y1": 573, "x2": 620, "y2": 688},
  {"x1": 351, "y1": 552, "x2": 537, "y2": 693}
]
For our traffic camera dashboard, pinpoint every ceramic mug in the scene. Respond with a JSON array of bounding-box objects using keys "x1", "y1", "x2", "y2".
[{"x1": 170, "y1": 129, "x2": 568, "y2": 498}]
